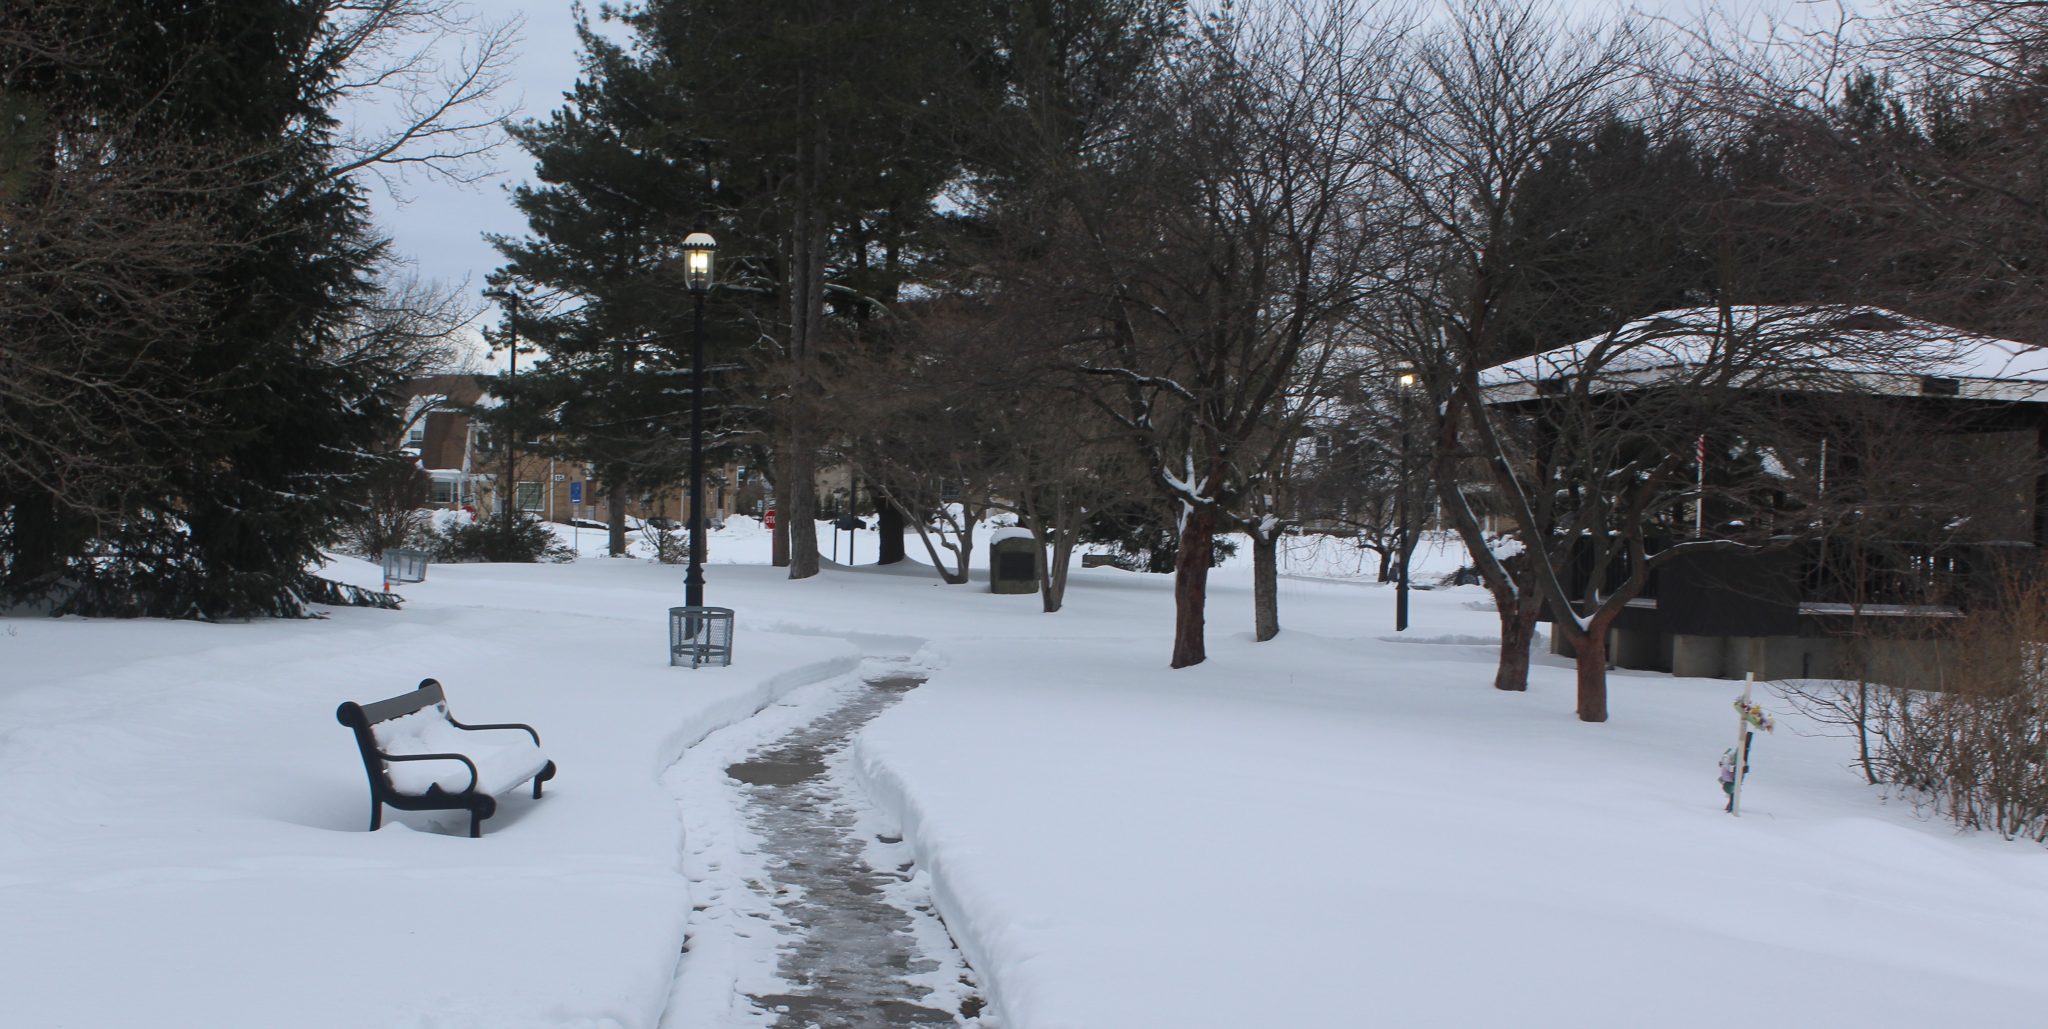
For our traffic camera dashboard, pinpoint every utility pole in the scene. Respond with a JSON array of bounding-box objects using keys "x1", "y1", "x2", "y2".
[{"x1": 484, "y1": 287, "x2": 522, "y2": 555}]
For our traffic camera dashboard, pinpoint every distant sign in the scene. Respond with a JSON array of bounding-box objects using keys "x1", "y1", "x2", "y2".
[
  {"x1": 552, "y1": 473, "x2": 566, "y2": 482},
  {"x1": 569, "y1": 481, "x2": 583, "y2": 504},
  {"x1": 764, "y1": 508, "x2": 777, "y2": 531}
]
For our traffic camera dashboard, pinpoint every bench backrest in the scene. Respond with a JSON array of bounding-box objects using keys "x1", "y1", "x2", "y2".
[
  {"x1": 336, "y1": 679, "x2": 452, "y2": 792},
  {"x1": 348, "y1": 678, "x2": 448, "y2": 728}
]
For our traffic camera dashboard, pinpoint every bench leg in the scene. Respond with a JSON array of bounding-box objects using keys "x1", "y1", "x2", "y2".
[
  {"x1": 369, "y1": 801, "x2": 382, "y2": 832},
  {"x1": 469, "y1": 811, "x2": 482, "y2": 839}
]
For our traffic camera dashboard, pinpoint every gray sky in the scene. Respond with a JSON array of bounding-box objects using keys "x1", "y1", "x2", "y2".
[
  {"x1": 362, "y1": 0, "x2": 590, "y2": 299},
  {"x1": 360, "y1": 0, "x2": 1841, "y2": 352}
]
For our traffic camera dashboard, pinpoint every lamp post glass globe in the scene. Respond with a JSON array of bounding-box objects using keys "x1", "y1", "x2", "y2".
[{"x1": 682, "y1": 231, "x2": 717, "y2": 292}]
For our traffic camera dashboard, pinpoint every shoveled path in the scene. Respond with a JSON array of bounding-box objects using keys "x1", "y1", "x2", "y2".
[{"x1": 714, "y1": 674, "x2": 987, "y2": 1027}]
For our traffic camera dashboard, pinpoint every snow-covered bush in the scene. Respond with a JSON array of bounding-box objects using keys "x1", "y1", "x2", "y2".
[
  {"x1": 430, "y1": 515, "x2": 574, "y2": 564},
  {"x1": 639, "y1": 521, "x2": 686, "y2": 564}
]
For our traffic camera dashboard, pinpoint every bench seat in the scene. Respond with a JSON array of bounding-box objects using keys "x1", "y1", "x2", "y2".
[{"x1": 374, "y1": 709, "x2": 552, "y2": 797}]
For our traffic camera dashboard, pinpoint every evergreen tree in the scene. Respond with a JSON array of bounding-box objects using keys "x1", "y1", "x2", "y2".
[
  {"x1": 488, "y1": 25, "x2": 727, "y2": 558},
  {"x1": 2, "y1": 0, "x2": 420, "y2": 618},
  {"x1": 491, "y1": 0, "x2": 991, "y2": 574}
]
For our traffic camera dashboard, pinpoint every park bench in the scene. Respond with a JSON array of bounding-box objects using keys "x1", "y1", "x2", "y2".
[
  {"x1": 1081, "y1": 553, "x2": 1118, "y2": 568},
  {"x1": 336, "y1": 678, "x2": 556, "y2": 838}
]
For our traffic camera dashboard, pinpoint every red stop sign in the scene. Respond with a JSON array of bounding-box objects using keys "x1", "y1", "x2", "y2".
[{"x1": 764, "y1": 508, "x2": 777, "y2": 530}]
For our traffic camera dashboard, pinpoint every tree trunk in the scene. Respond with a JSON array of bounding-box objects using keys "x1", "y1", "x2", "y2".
[
  {"x1": 1376, "y1": 546, "x2": 1393, "y2": 583},
  {"x1": 1040, "y1": 494, "x2": 1076, "y2": 613},
  {"x1": 1253, "y1": 530, "x2": 1279, "y2": 642},
  {"x1": 1575, "y1": 613, "x2": 1613, "y2": 723},
  {"x1": 784, "y1": 440, "x2": 819, "y2": 578},
  {"x1": 1171, "y1": 505, "x2": 1218, "y2": 668},
  {"x1": 1043, "y1": 532, "x2": 1072, "y2": 613},
  {"x1": 607, "y1": 481, "x2": 627, "y2": 557},
  {"x1": 1431, "y1": 400, "x2": 1537, "y2": 694},
  {"x1": 1495, "y1": 600, "x2": 1539, "y2": 692},
  {"x1": 878, "y1": 486, "x2": 968, "y2": 584},
  {"x1": 877, "y1": 501, "x2": 905, "y2": 565},
  {"x1": 781, "y1": 128, "x2": 828, "y2": 582}
]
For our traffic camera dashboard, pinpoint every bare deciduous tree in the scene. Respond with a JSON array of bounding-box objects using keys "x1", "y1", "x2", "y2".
[
  {"x1": 317, "y1": 0, "x2": 519, "y2": 191},
  {"x1": 1360, "y1": 0, "x2": 1650, "y2": 695},
  {"x1": 1010, "y1": 4, "x2": 1396, "y2": 665}
]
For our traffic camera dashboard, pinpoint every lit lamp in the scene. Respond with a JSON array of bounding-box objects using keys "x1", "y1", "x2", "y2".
[
  {"x1": 682, "y1": 226, "x2": 716, "y2": 609},
  {"x1": 682, "y1": 230, "x2": 717, "y2": 293}
]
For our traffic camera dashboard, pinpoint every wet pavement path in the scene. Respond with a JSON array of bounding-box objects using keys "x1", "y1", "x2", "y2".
[{"x1": 724, "y1": 675, "x2": 986, "y2": 1027}]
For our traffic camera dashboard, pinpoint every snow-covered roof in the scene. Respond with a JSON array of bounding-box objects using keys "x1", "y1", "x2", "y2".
[
  {"x1": 1480, "y1": 306, "x2": 2048, "y2": 404},
  {"x1": 403, "y1": 394, "x2": 449, "y2": 422}
]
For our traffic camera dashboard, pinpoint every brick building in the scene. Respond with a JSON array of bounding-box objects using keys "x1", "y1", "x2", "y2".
[{"x1": 398, "y1": 375, "x2": 753, "y2": 526}]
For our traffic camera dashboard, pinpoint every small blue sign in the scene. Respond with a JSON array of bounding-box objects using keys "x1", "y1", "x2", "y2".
[{"x1": 569, "y1": 481, "x2": 583, "y2": 504}]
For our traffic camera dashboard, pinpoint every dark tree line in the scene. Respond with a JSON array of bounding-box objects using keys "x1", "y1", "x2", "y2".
[{"x1": 483, "y1": 0, "x2": 2047, "y2": 712}]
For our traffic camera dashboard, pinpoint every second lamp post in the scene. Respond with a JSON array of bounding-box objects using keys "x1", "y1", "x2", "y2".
[
  {"x1": 1394, "y1": 364, "x2": 1417, "y2": 632},
  {"x1": 681, "y1": 226, "x2": 717, "y2": 609}
]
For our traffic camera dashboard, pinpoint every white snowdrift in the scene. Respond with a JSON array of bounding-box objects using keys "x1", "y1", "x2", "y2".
[{"x1": 3, "y1": 522, "x2": 2045, "y2": 1028}]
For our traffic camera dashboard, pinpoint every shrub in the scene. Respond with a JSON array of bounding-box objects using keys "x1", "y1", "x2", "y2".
[
  {"x1": 430, "y1": 514, "x2": 574, "y2": 564},
  {"x1": 640, "y1": 521, "x2": 686, "y2": 564},
  {"x1": 336, "y1": 454, "x2": 435, "y2": 559},
  {"x1": 1788, "y1": 570, "x2": 2048, "y2": 842}
]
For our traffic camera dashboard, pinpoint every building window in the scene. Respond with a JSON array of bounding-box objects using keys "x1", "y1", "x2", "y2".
[
  {"x1": 406, "y1": 420, "x2": 427, "y2": 446},
  {"x1": 516, "y1": 481, "x2": 544, "y2": 512},
  {"x1": 430, "y1": 479, "x2": 455, "y2": 505}
]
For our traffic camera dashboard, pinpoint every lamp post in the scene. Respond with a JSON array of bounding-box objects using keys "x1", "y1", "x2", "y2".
[
  {"x1": 1394, "y1": 364, "x2": 1417, "y2": 632},
  {"x1": 681, "y1": 225, "x2": 717, "y2": 609}
]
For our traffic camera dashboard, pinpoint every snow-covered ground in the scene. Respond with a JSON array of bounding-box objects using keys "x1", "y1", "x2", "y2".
[{"x1": 3, "y1": 520, "x2": 2045, "y2": 1027}]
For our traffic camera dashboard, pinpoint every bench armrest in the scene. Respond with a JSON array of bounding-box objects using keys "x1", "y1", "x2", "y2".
[
  {"x1": 445, "y1": 717, "x2": 541, "y2": 747},
  {"x1": 380, "y1": 750, "x2": 479, "y2": 794}
]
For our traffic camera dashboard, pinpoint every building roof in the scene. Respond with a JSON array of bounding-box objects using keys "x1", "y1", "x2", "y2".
[
  {"x1": 1479, "y1": 306, "x2": 2048, "y2": 405},
  {"x1": 399, "y1": 375, "x2": 488, "y2": 472}
]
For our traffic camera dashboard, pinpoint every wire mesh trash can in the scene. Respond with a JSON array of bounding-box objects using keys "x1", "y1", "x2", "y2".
[
  {"x1": 669, "y1": 606, "x2": 735, "y2": 668},
  {"x1": 380, "y1": 548, "x2": 430, "y2": 585}
]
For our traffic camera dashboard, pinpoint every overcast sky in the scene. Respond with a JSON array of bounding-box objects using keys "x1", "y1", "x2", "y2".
[{"x1": 360, "y1": 0, "x2": 1840, "y2": 364}]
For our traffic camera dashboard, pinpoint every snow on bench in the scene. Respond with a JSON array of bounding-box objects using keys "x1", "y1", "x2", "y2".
[{"x1": 336, "y1": 678, "x2": 556, "y2": 838}]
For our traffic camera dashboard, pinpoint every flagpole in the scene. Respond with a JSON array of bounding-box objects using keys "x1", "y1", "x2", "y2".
[{"x1": 1695, "y1": 434, "x2": 1706, "y2": 538}]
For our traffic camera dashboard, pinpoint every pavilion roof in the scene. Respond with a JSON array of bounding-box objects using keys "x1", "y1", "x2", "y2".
[{"x1": 1479, "y1": 306, "x2": 2048, "y2": 405}]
